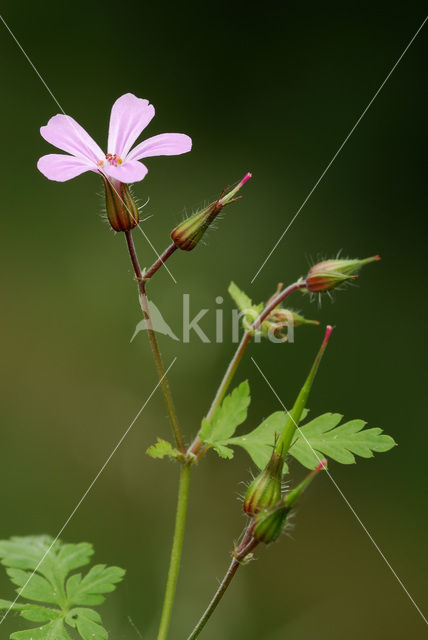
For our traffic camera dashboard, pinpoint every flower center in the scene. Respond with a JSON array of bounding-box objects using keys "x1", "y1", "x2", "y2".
[{"x1": 97, "y1": 153, "x2": 123, "y2": 169}]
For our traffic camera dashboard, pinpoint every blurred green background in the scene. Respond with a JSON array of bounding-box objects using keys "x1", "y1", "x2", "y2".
[{"x1": 1, "y1": 3, "x2": 427, "y2": 638}]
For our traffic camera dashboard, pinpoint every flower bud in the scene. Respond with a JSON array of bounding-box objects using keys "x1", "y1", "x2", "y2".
[
  {"x1": 170, "y1": 173, "x2": 252, "y2": 251},
  {"x1": 306, "y1": 256, "x2": 381, "y2": 293},
  {"x1": 252, "y1": 503, "x2": 289, "y2": 544},
  {"x1": 243, "y1": 448, "x2": 283, "y2": 517},
  {"x1": 103, "y1": 177, "x2": 139, "y2": 232},
  {"x1": 261, "y1": 308, "x2": 319, "y2": 341},
  {"x1": 253, "y1": 459, "x2": 327, "y2": 545}
]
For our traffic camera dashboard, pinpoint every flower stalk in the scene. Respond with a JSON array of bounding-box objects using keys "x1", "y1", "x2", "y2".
[
  {"x1": 187, "y1": 279, "x2": 307, "y2": 458},
  {"x1": 124, "y1": 230, "x2": 185, "y2": 454}
]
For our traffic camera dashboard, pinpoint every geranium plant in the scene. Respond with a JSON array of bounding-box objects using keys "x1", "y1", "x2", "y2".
[{"x1": 0, "y1": 93, "x2": 395, "y2": 640}]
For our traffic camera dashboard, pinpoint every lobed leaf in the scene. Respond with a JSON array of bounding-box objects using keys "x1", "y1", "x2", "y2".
[
  {"x1": 66, "y1": 564, "x2": 125, "y2": 606},
  {"x1": 200, "y1": 381, "x2": 251, "y2": 445},
  {"x1": 66, "y1": 608, "x2": 107, "y2": 640},
  {"x1": 146, "y1": 438, "x2": 182, "y2": 460},
  {"x1": 289, "y1": 413, "x2": 396, "y2": 468},
  {"x1": 0, "y1": 536, "x2": 124, "y2": 640}
]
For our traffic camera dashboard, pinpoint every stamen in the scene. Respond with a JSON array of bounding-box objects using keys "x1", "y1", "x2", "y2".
[{"x1": 105, "y1": 153, "x2": 123, "y2": 167}]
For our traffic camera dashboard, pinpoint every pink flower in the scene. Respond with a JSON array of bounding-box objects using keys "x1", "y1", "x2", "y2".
[{"x1": 37, "y1": 93, "x2": 192, "y2": 184}]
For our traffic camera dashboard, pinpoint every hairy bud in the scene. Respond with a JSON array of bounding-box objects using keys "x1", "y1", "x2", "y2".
[
  {"x1": 306, "y1": 256, "x2": 381, "y2": 293},
  {"x1": 243, "y1": 448, "x2": 283, "y2": 517},
  {"x1": 103, "y1": 177, "x2": 139, "y2": 232},
  {"x1": 171, "y1": 173, "x2": 252, "y2": 251}
]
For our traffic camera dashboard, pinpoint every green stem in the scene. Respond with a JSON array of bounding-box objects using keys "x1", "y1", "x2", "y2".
[
  {"x1": 188, "y1": 280, "x2": 306, "y2": 457},
  {"x1": 124, "y1": 231, "x2": 186, "y2": 453},
  {"x1": 157, "y1": 464, "x2": 192, "y2": 640}
]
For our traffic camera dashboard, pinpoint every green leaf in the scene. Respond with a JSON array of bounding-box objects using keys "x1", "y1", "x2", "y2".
[
  {"x1": 7, "y1": 568, "x2": 57, "y2": 604},
  {"x1": 214, "y1": 409, "x2": 309, "y2": 469},
  {"x1": 228, "y1": 281, "x2": 254, "y2": 313},
  {"x1": 66, "y1": 564, "x2": 125, "y2": 606},
  {"x1": 10, "y1": 618, "x2": 72, "y2": 640},
  {"x1": 228, "y1": 282, "x2": 263, "y2": 329},
  {"x1": 0, "y1": 536, "x2": 59, "y2": 574},
  {"x1": 226, "y1": 411, "x2": 287, "y2": 469},
  {"x1": 146, "y1": 437, "x2": 182, "y2": 460},
  {"x1": 289, "y1": 413, "x2": 397, "y2": 469},
  {"x1": 66, "y1": 608, "x2": 107, "y2": 640},
  {"x1": 213, "y1": 444, "x2": 235, "y2": 459},
  {"x1": 20, "y1": 605, "x2": 63, "y2": 622},
  {"x1": 0, "y1": 536, "x2": 124, "y2": 640},
  {"x1": 200, "y1": 381, "x2": 251, "y2": 445}
]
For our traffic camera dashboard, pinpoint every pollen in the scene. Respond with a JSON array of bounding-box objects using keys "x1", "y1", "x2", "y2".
[{"x1": 105, "y1": 153, "x2": 123, "y2": 167}]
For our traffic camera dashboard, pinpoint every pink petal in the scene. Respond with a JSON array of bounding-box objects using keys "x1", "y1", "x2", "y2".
[
  {"x1": 108, "y1": 93, "x2": 155, "y2": 158},
  {"x1": 37, "y1": 154, "x2": 96, "y2": 182},
  {"x1": 105, "y1": 160, "x2": 148, "y2": 183},
  {"x1": 40, "y1": 115, "x2": 104, "y2": 163},
  {"x1": 127, "y1": 133, "x2": 192, "y2": 161}
]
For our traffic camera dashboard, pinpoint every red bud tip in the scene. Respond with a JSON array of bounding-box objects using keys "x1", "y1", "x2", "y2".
[
  {"x1": 373, "y1": 255, "x2": 381, "y2": 261},
  {"x1": 239, "y1": 172, "x2": 252, "y2": 187},
  {"x1": 315, "y1": 459, "x2": 328, "y2": 472},
  {"x1": 324, "y1": 325, "x2": 334, "y2": 344}
]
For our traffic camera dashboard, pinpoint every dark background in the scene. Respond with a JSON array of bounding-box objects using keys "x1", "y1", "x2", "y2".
[{"x1": 0, "y1": 3, "x2": 427, "y2": 639}]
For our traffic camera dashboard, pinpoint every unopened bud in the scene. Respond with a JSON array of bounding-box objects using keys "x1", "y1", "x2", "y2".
[
  {"x1": 253, "y1": 503, "x2": 289, "y2": 544},
  {"x1": 170, "y1": 172, "x2": 252, "y2": 251},
  {"x1": 243, "y1": 448, "x2": 283, "y2": 517},
  {"x1": 306, "y1": 256, "x2": 380, "y2": 293},
  {"x1": 262, "y1": 308, "x2": 319, "y2": 340},
  {"x1": 253, "y1": 458, "x2": 327, "y2": 545},
  {"x1": 103, "y1": 177, "x2": 139, "y2": 232}
]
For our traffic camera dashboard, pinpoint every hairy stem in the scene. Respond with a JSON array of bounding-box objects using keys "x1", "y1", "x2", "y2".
[
  {"x1": 186, "y1": 527, "x2": 258, "y2": 640},
  {"x1": 157, "y1": 463, "x2": 192, "y2": 640},
  {"x1": 124, "y1": 231, "x2": 185, "y2": 452},
  {"x1": 188, "y1": 280, "x2": 306, "y2": 457}
]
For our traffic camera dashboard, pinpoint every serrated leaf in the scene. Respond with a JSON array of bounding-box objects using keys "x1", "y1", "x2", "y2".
[
  {"x1": 201, "y1": 381, "x2": 250, "y2": 445},
  {"x1": 66, "y1": 608, "x2": 107, "y2": 640},
  {"x1": 55, "y1": 543, "x2": 94, "y2": 577},
  {"x1": 213, "y1": 409, "x2": 309, "y2": 469},
  {"x1": 228, "y1": 282, "x2": 254, "y2": 313},
  {"x1": 66, "y1": 564, "x2": 125, "y2": 606},
  {"x1": 228, "y1": 282, "x2": 263, "y2": 328},
  {"x1": 7, "y1": 568, "x2": 57, "y2": 604},
  {"x1": 226, "y1": 411, "x2": 287, "y2": 469},
  {"x1": 0, "y1": 536, "x2": 58, "y2": 574},
  {"x1": 213, "y1": 444, "x2": 235, "y2": 459},
  {"x1": 20, "y1": 604, "x2": 62, "y2": 622},
  {"x1": 0, "y1": 536, "x2": 124, "y2": 640},
  {"x1": 146, "y1": 437, "x2": 181, "y2": 460},
  {"x1": 289, "y1": 413, "x2": 396, "y2": 469},
  {"x1": 10, "y1": 618, "x2": 72, "y2": 640}
]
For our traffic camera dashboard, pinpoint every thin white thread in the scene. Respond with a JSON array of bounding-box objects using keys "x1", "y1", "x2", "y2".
[
  {"x1": 0, "y1": 358, "x2": 177, "y2": 625},
  {"x1": 250, "y1": 16, "x2": 428, "y2": 283},
  {"x1": 251, "y1": 356, "x2": 427, "y2": 625}
]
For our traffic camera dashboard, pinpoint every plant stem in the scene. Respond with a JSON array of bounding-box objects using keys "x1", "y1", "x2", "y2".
[
  {"x1": 188, "y1": 280, "x2": 306, "y2": 457},
  {"x1": 124, "y1": 231, "x2": 185, "y2": 453},
  {"x1": 144, "y1": 242, "x2": 178, "y2": 281},
  {"x1": 157, "y1": 463, "x2": 192, "y2": 640},
  {"x1": 186, "y1": 527, "x2": 258, "y2": 640}
]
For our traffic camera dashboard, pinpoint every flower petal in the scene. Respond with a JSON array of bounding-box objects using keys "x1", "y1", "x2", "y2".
[
  {"x1": 108, "y1": 93, "x2": 155, "y2": 158},
  {"x1": 105, "y1": 160, "x2": 148, "y2": 183},
  {"x1": 37, "y1": 154, "x2": 96, "y2": 182},
  {"x1": 40, "y1": 115, "x2": 104, "y2": 163},
  {"x1": 127, "y1": 133, "x2": 192, "y2": 161}
]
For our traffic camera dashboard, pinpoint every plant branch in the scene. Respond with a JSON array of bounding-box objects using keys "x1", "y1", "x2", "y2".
[
  {"x1": 157, "y1": 463, "x2": 192, "y2": 640},
  {"x1": 186, "y1": 526, "x2": 258, "y2": 640},
  {"x1": 124, "y1": 231, "x2": 185, "y2": 453},
  {"x1": 188, "y1": 280, "x2": 307, "y2": 457}
]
